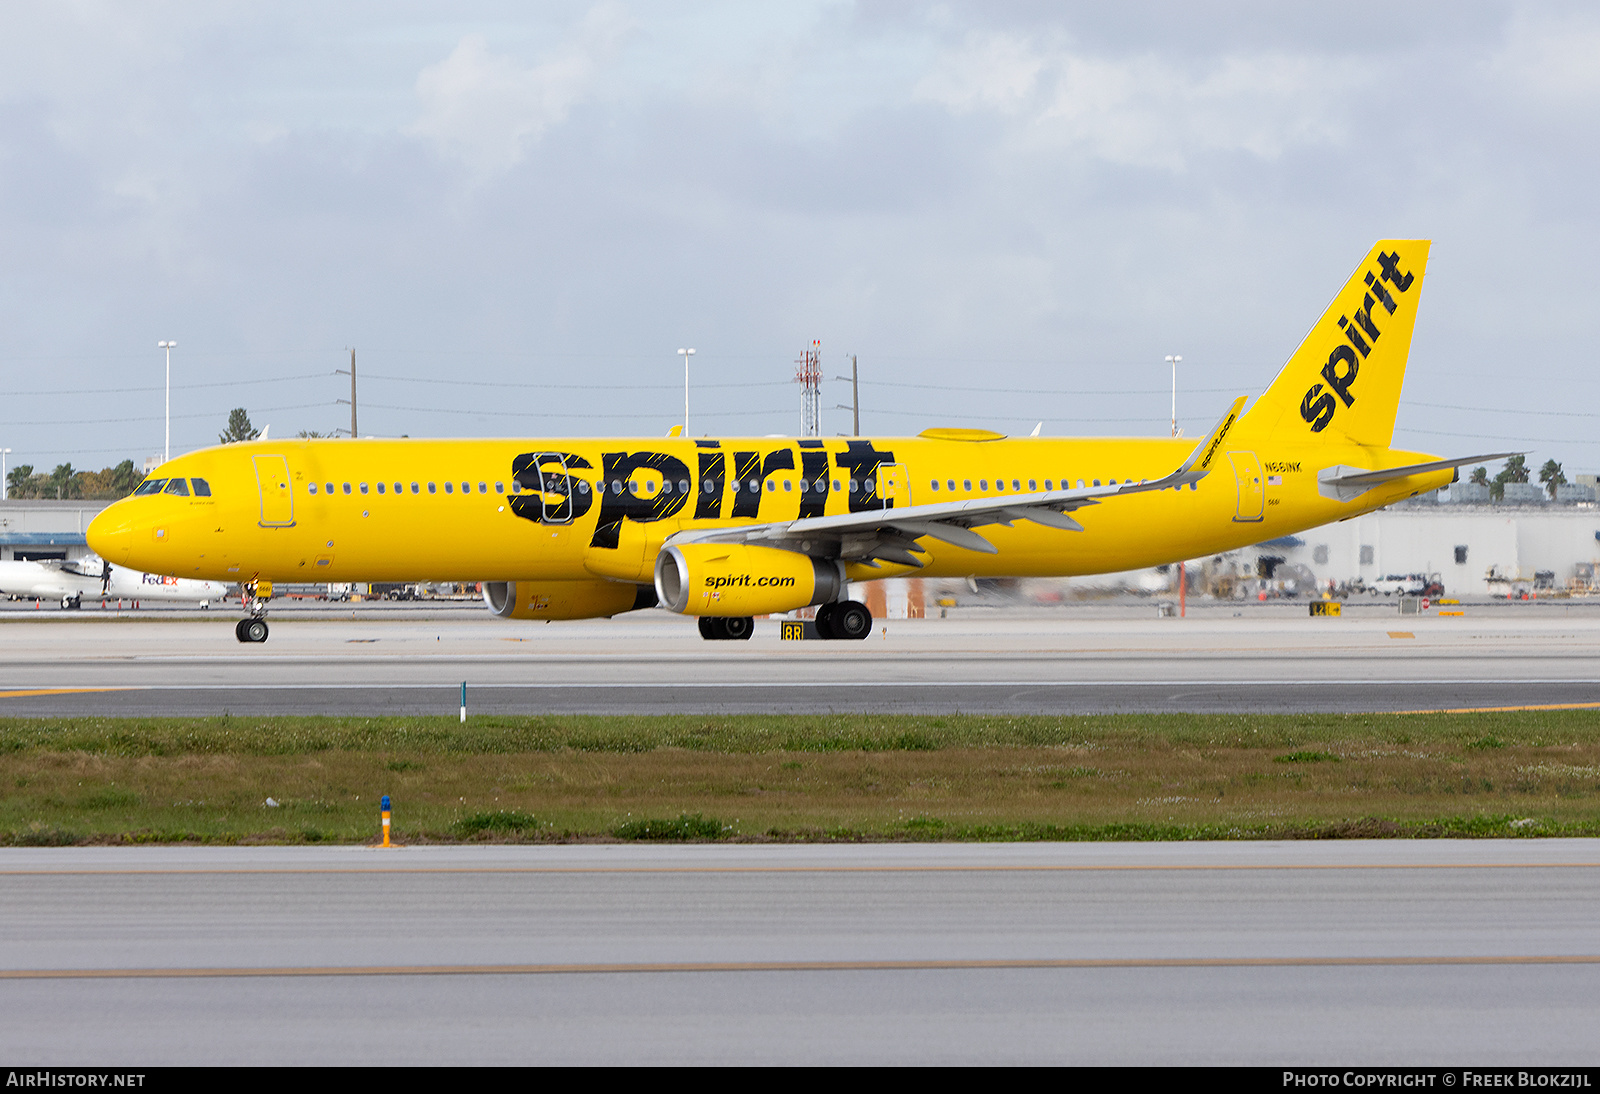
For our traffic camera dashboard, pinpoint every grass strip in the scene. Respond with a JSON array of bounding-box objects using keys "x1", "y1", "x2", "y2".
[{"x1": 1, "y1": 711, "x2": 1597, "y2": 844}]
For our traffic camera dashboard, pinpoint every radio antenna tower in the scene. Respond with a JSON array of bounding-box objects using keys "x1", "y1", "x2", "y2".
[{"x1": 795, "y1": 339, "x2": 822, "y2": 436}]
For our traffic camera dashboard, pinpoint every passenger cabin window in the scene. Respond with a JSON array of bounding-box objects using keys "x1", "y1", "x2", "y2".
[
  {"x1": 376, "y1": 482, "x2": 385, "y2": 494},
  {"x1": 963, "y1": 479, "x2": 972, "y2": 491},
  {"x1": 342, "y1": 483, "x2": 352, "y2": 495},
  {"x1": 930, "y1": 480, "x2": 939, "y2": 491},
  {"x1": 478, "y1": 482, "x2": 487, "y2": 494},
  {"x1": 428, "y1": 482, "x2": 436, "y2": 494},
  {"x1": 947, "y1": 480, "x2": 956, "y2": 491},
  {"x1": 461, "y1": 482, "x2": 470, "y2": 494},
  {"x1": 495, "y1": 482, "x2": 504, "y2": 494},
  {"x1": 309, "y1": 484, "x2": 318, "y2": 495},
  {"x1": 163, "y1": 478, "x2": 189, "y2": 497},
  {"x1": 325, "y1": 483, "x2": 334, "y2": 494},
  {"x1": 192, "y1": 478, "x2": 212, "y2": 497},
  {"x1": 133, "y1": 478, "x2": 167, "y2": 496},
  {"x1": 360, "y1": 483, "x2": 369, "y2": 494},
  {"x1": 445, "y1": 482, "x2": 453, "y2": 494},
  {"x1": 410, "y1": 483, "x2": 419, "y2": 494}
]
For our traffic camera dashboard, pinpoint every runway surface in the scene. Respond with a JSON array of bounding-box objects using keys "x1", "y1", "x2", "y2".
[
  {"x1": 3, "y1": 601, "x2": 1600, "y2": 715},
  {"x1": 3, "y1": 840, "x2": 1598, "y2": 1065}
]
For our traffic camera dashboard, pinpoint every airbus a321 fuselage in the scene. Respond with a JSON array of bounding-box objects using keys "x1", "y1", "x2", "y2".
[{"x1": 87, "y1": 240, "x2": 1505, "y2": 643}]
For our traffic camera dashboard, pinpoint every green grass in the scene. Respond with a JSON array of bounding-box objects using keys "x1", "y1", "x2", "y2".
[{"x1": 0, "y1": 711, "x2": 1597, "y2": 844}]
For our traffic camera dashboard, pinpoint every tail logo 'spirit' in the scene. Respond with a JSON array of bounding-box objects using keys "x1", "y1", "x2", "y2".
[{"x1": 1298, "y1": 250, "x2": 1416, "y2": 433}]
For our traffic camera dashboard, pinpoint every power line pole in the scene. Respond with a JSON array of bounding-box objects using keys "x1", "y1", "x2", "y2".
[
  {"x1": 851, "y1": 355, "x2": 859, "y2": 436},
  {"x1": 833, "y1": 355, "x2": 859, "y2": 435},
  {"x1": 337, "y1": 348, "x2": 357, "y2": 437}
]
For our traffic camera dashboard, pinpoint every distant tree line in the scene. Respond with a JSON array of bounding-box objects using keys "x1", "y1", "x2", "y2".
[
  {"x1": 6, "y1": 460, "x2": 142, "y2": 500},
  {"x1": 3, "y1": 408, "x2": 346, "y2": 502},
  {"x1": 1466, "y1": 455, "x2": 1570, "y2": 500}
]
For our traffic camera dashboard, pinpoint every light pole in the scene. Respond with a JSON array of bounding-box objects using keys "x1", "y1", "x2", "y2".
[
  {"x1": 678, "y1": 348, "x2": 695, "y2": 435},
  {"x1": 1165, "y1": 354, "x2": 1185, "y2": 617},
  {"x1": 0, "y1": 448, "x2": 10, "y2": 501},
  {"x1": 1165, "y1": 354, "x2": 1182, "y2": 438},
  {"x1": 159, "y1": 341, "x2": 177, "y2": 462}
]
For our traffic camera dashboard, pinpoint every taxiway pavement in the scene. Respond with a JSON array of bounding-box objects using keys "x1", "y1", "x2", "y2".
[
  {"x1": 2, "y1": 840, "x2": 1597, "y2": 1065},
  {"x1": 2, "y1": 601, "x2": 1599, "y2": 715}
]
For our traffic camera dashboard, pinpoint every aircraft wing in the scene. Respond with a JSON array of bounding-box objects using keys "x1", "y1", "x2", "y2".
[{"x1": 667, "y1": 397, "x2": 1246, "y2": 568}]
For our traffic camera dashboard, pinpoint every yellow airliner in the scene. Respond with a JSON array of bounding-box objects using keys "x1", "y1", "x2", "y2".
[{"x1": 89, "y1": 240, "x2": 1507, "y2": 642}]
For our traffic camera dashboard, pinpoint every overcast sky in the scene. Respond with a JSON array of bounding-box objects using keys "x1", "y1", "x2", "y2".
[{"x1": 2, "y1": 2, "x2": 1597, "y2": 474}]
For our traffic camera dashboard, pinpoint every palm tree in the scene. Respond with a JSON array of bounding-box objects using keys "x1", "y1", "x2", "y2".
[{"x1": 1539, "y1": 458, "x2": 1567, "y2": 500}]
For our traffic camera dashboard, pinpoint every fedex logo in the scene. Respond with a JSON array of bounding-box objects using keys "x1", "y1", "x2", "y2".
[{"x1": 1300, "y1": 251, "x2": 1414, "y2": 432}]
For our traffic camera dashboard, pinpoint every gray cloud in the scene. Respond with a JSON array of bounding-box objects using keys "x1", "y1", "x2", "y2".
[{"x1": 0, "y1": 2, "x2": 1595, "y2": 472}]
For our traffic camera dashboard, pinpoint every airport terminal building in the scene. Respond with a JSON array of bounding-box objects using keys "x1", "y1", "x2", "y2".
[{"x1": 0, "y1": 499, "x2": 100, "y2": 563}]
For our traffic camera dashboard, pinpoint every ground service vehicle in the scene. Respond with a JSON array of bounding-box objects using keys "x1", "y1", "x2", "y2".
[{"x1": 87, "y1": 240, "x2": 1509, "y2": 643}]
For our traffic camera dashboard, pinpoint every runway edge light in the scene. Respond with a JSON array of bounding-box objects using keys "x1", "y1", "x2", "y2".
[
  {"x1": 460, "y1": 681, "x2": 467, "y2": 723},
  {"x1": 381, "y1": 793, "x2": 391, "y2": 848}
]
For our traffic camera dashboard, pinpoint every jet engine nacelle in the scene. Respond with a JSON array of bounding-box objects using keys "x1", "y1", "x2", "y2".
[
  {"x1": 482, "y1": 579, "x2": 656, "y2": 621},
  {"x1": 654, "y1": 543, "x2": 845, "y2": 617}
]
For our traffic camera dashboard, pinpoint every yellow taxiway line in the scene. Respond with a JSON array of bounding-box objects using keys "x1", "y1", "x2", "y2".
[
  {"x1": 0, "y1": 687, "x2": 133, "y2": 699},
  {"x1": 1397, "y1": 701, "x2": 1600, "y2": 714}
]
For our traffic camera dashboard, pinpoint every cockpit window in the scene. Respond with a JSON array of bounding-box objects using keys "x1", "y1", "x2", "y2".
[
  {"x1": 191, "y1": 478, "x2": 212, "y2": 497},
  {"x1": 133, "y1": 478, "x2": 167, "y2": 496},
  {"x1": 162, "y1": 478, "x2": 190, "y2": 497}
]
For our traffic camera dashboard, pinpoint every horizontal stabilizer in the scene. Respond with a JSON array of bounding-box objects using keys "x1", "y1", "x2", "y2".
[{"x1": 1318, "y1": 452, "x2": 1522, "y2": 502}]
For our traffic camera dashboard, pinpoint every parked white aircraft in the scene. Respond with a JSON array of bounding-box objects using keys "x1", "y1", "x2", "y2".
[{"x1": 0, "y1": 556, "x2": 230, "y2": 609}]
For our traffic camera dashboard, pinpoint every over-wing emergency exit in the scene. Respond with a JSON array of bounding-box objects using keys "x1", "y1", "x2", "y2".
[{"x1": 87, "y1": 240, "x2": 1510, "y2": 642}]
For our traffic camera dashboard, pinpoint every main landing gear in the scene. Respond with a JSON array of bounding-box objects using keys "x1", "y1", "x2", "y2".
[
  {"x1": 698, "y1": 616, "x2": 754, "y2": 641},
  {"x1": 235, "y1": 580, "x2": 270, "y2": 643},
  {"x1": 814, "y1": 600, "x2": 873, "y2": 640},
  {"x1": 694, "y1": 601, "x2": 875, "y2": 641}
]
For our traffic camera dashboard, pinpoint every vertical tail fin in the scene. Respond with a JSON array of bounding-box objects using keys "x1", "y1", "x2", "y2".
[{"x1": 1242, "y1": 240, "x2": 1430, "y2": 447}]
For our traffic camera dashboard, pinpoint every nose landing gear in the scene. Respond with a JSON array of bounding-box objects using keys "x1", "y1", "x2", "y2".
[{"x1": 235, "y1": 580, "x2": 271, "y2": 643}]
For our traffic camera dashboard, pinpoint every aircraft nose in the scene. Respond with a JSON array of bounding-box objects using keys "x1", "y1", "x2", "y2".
[{"x1": 86, "y1": 508, "x2": 134, "y2": 566}]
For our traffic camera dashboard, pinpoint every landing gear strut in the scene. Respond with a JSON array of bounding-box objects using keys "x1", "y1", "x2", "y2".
[
  {"x1": 235, "y1": 580, "x2": 271, "y2": 643},
  {"x1": 815, "y1": 600, "x2": 873, "y2": 640}
]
